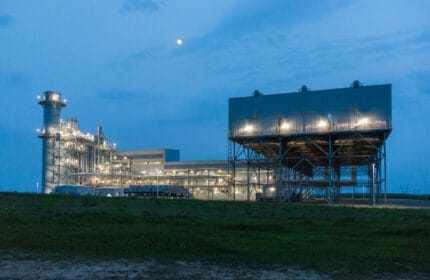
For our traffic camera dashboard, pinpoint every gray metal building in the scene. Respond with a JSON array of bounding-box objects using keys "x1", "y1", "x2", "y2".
[{"x1": 228, "y1": 83, "x2": 392, "y2": 203}]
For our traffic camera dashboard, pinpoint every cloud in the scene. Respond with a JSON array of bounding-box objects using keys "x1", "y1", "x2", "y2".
[
  {"x1": 97, "y1": 89, "x2": 159, "y2": 103},
  {"x1": 120, "y1": 0, "x2": 163, "y2": 13},
  {"x1": 0, "y1": 14, "x2": 13, "y2": 27},
  {"x1": 4, "y1": 72, "x2": 28, "y2": 87},
  {"x1": 127, "y1": 51, "x2": 153, "y2": 61},
  {"x1": 171, "y1": 0, "x2": 352, "y2": 57},
  {"x1": 109, "y1": 46, "x2": 170, "y2": 69}
]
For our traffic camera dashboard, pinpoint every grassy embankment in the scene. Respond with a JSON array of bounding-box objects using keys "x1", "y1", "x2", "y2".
[{"x1": 0, "y1": 193, "x2": 429, "y2": 276}]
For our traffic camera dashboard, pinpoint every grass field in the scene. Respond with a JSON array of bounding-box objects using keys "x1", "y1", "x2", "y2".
[{"x1": 0, "y1": 193, "x2": 429, "y2": 277}]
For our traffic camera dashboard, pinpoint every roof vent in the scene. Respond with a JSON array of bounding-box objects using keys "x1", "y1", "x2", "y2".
[
  {"x1": 351, "y1": 80, "x2": 362, "y2": 88},
  {"x1": 252, "y1": 90, "x2": 263, "y2": 97},
  {"x1": 299, "y1": 85, "x2": 309, "y2": 92}
]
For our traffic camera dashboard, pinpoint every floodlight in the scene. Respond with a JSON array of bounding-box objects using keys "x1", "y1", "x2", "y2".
[
  {"x1": 358, "y1": 117, "x2": 369, "y2": 125},
  {"x1": 243, "y1": 124, "x2": 254, "y2": 133},
  {"x1": 317, "y1": 119, "x2": 328, "y2": 128},
  {"x1": 280, "y1": 122, "x2": 290, "y2": 130}
]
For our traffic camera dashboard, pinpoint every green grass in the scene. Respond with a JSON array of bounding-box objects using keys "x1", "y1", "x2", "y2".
[
  {"x1": 0, "y1": 193, "x2": 429, "y2": 276},
  {"x1": 339, "y1": 193, "x2": 430, "y2": 200}
]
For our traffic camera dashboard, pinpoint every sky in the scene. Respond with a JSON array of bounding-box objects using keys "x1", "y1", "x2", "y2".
[{"x1": 0, "y1": 0, "x2": 429, "y2": 193}]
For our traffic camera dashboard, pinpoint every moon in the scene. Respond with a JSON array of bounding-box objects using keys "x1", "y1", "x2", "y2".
[{"x1": 176, "y1": 38, "x2": 183, "y2": 45}]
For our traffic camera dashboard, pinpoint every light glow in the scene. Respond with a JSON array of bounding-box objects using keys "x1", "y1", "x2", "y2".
[
  {"x1": 357, "y1": 117, "x2": 369, "y2": 126},
  {"x1": 176, "y1": 38, "x2": 183, "y2": 45},
  {"x1": 243, "y1": 124, "x2": 254, "y2": 133},
  {"x1": 280, "y1": 122, "x2": 290, "y2": 130},
  {"x1": 317, "y1": 119, "x2": 328, "y2": 128}
]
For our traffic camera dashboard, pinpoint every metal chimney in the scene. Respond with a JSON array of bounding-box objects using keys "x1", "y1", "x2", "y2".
[{"x1": 38, "y1": 91, "x2": 66, "y2": 194}]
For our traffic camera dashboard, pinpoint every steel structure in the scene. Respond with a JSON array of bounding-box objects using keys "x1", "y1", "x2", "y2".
[
  {"x1": 38, "y1": 91, "x2": 116, "y2": 193},
  {"x1": 38, "y1": 83, "x2": 392, "y2": 204},
  {"x1": 37, "y1": 93, "x2": 233, "y2": 198},
  {"x1": 228, "y1": 83, "x2": 392, "y2": 204}
]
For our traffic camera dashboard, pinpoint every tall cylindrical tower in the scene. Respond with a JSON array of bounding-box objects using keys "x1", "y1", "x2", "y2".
[{"x1": 38, "y1": 91, "x2": 66, "y2": 194}]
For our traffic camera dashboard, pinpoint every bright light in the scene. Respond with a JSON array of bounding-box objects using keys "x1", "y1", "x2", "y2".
[
  {"x1": 36, "y1": 95, "x2": 41, "y2": 99},
  {"x1": 317, "y1": 119, "x2": 328, "y2": 128},
  {"x1": 357, "y1": 117, "x2": 369, "y2": 126},
  {"x1": 36, "y1": 128, "x2": 40, "y2": 133},
  {"x1": 123, "y1": 157, "x2": 127, "y2": 160},
  {"x1": 243, "y1": 124, "x2": 254, "y2": 133},
  {"x1": 63, "y1": 99, "x2": 67, "y2": 103},
  {"x1": 280, "y1": 122, "x2": 290, "y2": 130},
  {"x1": 176, "y1": 38, "x2": 183, "y2": 45},
  {"x1": 269, "y1": 187, "x2": 276, "y2": 192}
]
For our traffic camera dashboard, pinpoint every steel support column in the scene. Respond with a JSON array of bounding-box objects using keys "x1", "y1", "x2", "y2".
[
  {"x1": 278, "y1": 136, "x2": 283, "y2": 200},
  {"x1": 328, "y1": 133, "x2": 334, "y2": 204},
  {"x1": 384, "y1": 138, "x2": 387, "y2": 204}
]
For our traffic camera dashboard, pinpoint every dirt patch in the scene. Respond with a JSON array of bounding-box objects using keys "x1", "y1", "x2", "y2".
[
  {"x1": 1, "y1": 253, "x2": 429, "y2": 279},
  {"x1": 0, "y1": 254, "x2": 329, "y2": 280}
]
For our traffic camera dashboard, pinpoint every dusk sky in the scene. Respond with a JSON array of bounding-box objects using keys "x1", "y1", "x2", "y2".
[{"x1": 0, "y1": 0, "x2": 429, "y2": 193}]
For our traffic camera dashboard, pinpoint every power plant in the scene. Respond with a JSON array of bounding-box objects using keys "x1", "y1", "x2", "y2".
[
  {"x1": 38, "y1": 82, "x2": 392, "y2": 204},
  {"x1": 38, "y1": 91, "x2": 116, "y2": 194}
]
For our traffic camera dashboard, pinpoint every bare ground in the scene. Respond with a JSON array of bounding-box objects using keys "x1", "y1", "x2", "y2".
[
  {"x1": 0, "y1": 254, "x2": 329, "y2": 280},
  {"x1": 2, "y1": 254, "x2": 430, "y2": 280}
]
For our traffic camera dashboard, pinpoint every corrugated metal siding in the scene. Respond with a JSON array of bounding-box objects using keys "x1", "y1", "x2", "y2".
[{"x1": 229, "y1": 84, "x2": 391, "y2": 137}]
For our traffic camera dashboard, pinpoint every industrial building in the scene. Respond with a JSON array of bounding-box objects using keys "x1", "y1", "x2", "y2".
[
  {"x1": 228, "y1": 82, "x2": 391, "y2": 203},
  {"x1": 38, "y1": 92, "x2": 116, "y2": 194},
  {"x1": 38, "y1": 81, "x2": 392, "y2": 204}
]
